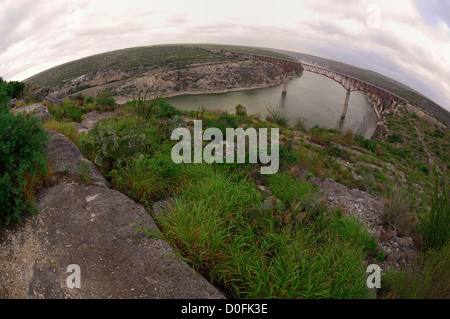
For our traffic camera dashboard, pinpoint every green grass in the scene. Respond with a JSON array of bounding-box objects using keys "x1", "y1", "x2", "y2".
[
  {"x1": 25, "y1": 45, "x2": 239, "y2": 87},
  {"x1": 62, "y1": 97, "x2": 447, "y2": 299},
  {"x1": 381, "y1": 242, "x2": 450, "y2": 299},
  {"x1": 154, "y1": 165, "x2": 373, "y2": 298},
  {"x1": 267, "y1": 172, "x2": 312, "y2": 207}
]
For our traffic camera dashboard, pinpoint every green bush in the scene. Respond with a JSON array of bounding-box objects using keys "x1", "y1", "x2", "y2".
[
  {"x1": 235, "y1": 104, "x2": 247, "y2": 116},
  {"x1": 126, "y1": 90, "x2": 159, "y2": 119},
  {"x1": 155, "y1": 100, "x2": 181, "y2": 119},
  {"x1": 95, "y1": 92, "x2": 116, "y2": 109},
  {"x1": 48, "y1": 100, "x2": 83, "y2": 122},
  {"x1": 0, "y1": 110, "x2": 48, "y2": 226},
  {"x1": 85, "y1": 96, "x2": 95, "y2": 104},
  {"x1": 0, "y1": 78, "x2": 25, "y2": 106}
]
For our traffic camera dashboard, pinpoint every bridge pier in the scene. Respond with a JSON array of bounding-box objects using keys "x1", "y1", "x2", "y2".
[
  {"x1": 282, "y1": 73, "x2": 288, "y2": 94},
  {"x1": 340, "y1": 91, "x2": 351, "y2": 119}
]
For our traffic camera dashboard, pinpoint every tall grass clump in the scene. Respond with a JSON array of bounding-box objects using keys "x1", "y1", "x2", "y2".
[
  {"x1": 43, "y1": 119, "x2": 79, "y2": 143},
  {"x1": 266, "y1": 105, "x2": 288, "y2": 127},
  {"x1": 418, "y1": 173, "x2": 450, "y2": 251},
  {"x1": 267, "y1": 172, "x2": 311, "y2": 207},
  {"x1": 154, "y1": 165, "x2": 372, "y2": 299},
  {"x1": 382, "y1": 242, "x2": 450, "y2": 299},
  {"x1": 108, "y1": 149, "x2": 180, "y2": 208}
]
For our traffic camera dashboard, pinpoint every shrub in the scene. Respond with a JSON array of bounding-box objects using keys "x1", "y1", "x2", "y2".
[
  {"x1": 235, "y1": 104, "x2": 247, "y2": 116},
  {"x1": 0, "y1": 110, "x2": 49, "y2": 226},
  {"x1": 155, "y1": 100, "x2": 181, "y2": 119},
  {"x1": 85, "y1": 96, "x2": 95, "y2": 104},
  {"x1": 48, "y1": 100, "x2": 83, "y2": 122},
  {"x1": 266, "y1": 106, "x2": 288, "y2": 127},
  {"x1": 127, "y1": 90, "x2": 159, "y2": 120},
  {"x1": 95, "y1": 91, "x2": 116, "y2": 109},
  {"x1": 294, "y1": 116, "x2": 307, "y2": 131}
]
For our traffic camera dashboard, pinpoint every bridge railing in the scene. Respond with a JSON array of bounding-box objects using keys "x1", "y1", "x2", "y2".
[{"x1": 231, "y1": 51, "x2": 408, "y2": 104}]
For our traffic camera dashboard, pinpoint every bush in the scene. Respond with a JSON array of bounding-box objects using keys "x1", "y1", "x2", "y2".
[
  {"x1": 235, "y1": 104, "x2": 247, "y2": 116},
  {"x1": 0, "y1": 78, "x2": 25, "y2": 105},
  {"x1": 0, "y1": 110, "x2": 49, "y2": 226},
  {"x1": 85, "y1": 96, "x2": 95, "y2": 104},
  {"x1": 266, "y1": 106, "x2": 288, "y2": 127},
  {"x1": 155, "y1": 100, "x2": 181, "y2": 119},
  {"x1": 48, "y1": 100, "x2": 83, "y2": 122},
  {"x1": 95, "y1": 92, "x2": 116, "y2": 109},
  {"x1": 127, "y1": 90, "x2": 158, "y2": 120}
]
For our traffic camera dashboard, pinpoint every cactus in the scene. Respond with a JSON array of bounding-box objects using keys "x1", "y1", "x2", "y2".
[{"x1": 81, "y1": 121, "x2": 153, "y2": 170}]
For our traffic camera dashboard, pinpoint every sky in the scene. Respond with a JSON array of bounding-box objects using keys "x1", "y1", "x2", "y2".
[{"x1": 1, "y1": 0, "x2": 449, "y2": 111}]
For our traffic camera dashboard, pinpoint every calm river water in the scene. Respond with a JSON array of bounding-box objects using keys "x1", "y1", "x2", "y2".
[{"x1": 167, "y1": 72, "x2": 379, "y2": 138}]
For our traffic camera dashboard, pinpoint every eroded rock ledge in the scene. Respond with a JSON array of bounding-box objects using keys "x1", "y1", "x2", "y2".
[{"x1": 0, "y1": 131, "x2": 225, "y2": 299}]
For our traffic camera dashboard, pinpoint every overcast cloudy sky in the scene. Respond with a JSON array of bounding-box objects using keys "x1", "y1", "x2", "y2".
[{"x1": 1, "y1": 0, "x2": 449, "y2": 111}]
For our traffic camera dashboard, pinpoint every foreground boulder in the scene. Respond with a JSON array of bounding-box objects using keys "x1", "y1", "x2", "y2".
[
  {"x1": 45, "y1": 130, "x2": 110, "y2": 188},
  {"x1": 0, "y1": 131, "x2": 225, "y2": 299}
]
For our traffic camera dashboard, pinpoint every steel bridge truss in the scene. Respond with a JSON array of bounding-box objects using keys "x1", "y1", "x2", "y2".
[{"x1": 233, "y1": 52, "x2": 408, "y2": 104}]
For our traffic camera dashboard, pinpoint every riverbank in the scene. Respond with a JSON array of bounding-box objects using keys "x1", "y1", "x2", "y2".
[{"x1": 51, "y1": 59, "x2": 288, "y2": 105}]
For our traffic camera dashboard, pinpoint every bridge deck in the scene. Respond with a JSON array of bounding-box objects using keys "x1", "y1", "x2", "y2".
[{"x1": 232, "y1": 52, "x2": 408, "y2": 104}]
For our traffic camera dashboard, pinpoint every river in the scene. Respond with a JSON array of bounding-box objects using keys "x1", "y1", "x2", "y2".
[{"x1": 167, "y1": 71, "x2": 379, "y2": 138}]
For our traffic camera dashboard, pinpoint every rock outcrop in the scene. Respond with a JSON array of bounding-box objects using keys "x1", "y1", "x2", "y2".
[
  {"x1": 11, "y1": 103, "x2": 52, "y2": 121},
  {"x1": 0, "y1": 131, "x2": 225, "y2": 299},
  {"x1": 52, "y1": 60, "x2": 286, "y2": 104},
  {"x1": 320, "y1": 178, "x2": 418, "y2": 269}
]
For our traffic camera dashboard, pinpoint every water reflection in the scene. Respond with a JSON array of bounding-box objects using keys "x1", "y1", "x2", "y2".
[{"x1": 167, "y1": 72, "x2": 379, "y2": 138}]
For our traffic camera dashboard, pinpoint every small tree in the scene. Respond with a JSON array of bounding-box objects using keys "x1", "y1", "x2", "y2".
[{"x1": 235, "y1": 104, "x2": 247, "y2": 116}]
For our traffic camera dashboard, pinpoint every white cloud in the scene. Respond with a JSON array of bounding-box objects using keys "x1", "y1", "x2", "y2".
[{"x1": 0, "y1": 0, "x2": 448, "y2": 111}]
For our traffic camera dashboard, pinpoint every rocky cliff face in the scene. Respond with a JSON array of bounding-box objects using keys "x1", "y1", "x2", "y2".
[{"x1": 53, "y1": 60, "x2": 286, "y2": 103}]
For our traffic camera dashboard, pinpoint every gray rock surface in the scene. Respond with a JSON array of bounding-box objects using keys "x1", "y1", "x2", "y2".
[
  {"x1": 74, "y1": 111, "x2": 116, "y2": 134},
  {"x1": 0, "y1": 131, "x2": 225, "y2": 299},
  {"x1": 320, "y1": 178, "x2": 418, "y2": 268},
  {"x1": 45, "y1": 130, "x2": 110, "y2": 188},
  {"x1": 11, "y1": 103, "x2": 52, "y2": 121}
]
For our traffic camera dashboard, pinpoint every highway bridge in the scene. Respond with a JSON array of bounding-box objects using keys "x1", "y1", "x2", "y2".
[{"x1": 231, "y1": 52, "x2": 408, "y2": 119}]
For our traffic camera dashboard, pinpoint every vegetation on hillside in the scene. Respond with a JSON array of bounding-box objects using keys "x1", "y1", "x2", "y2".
[
  {"x1": 2, "y1": 71, "x2": 449, "y2": 298},
  {"x1": 24, "y1": 45, "x2": 241, "y2": 87},
  {"x1": 0, "y1": 80, "x2": 50, "y2": 226}
]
